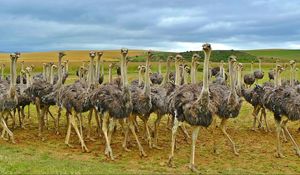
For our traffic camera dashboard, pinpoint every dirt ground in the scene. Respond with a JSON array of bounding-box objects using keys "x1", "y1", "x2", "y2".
[{"x1": 0, "y1": 102, "x2": 299, "y2": 174}]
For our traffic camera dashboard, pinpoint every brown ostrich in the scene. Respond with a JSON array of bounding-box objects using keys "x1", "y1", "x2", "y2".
[
  {"x1": 253, "y1": 57, "x2": 264, "y2": 82},
  {"x1": 244, "y1": 61, "x2": 255, "y2": 87},
  {"x1": 91, "y1": 49, "x2": 146, "y2": 160},
  {"x1": 167, "y1": 44, "x2": 218, "y2": 172},
  {"x1": 0, "y1": 53, "x2": 19, "y2": 143}
]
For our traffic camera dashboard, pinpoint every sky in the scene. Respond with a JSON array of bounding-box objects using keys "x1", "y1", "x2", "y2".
[{"x1": 0, "y1": 0, "x2": 299, "y2": 52}]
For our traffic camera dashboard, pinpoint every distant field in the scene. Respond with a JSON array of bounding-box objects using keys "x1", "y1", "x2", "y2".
[
  {"x1": 1, "y1": 49, "x2": 299, "y2": 64},
  {"x1": 246, "y1": 49, "x2": 300, "y2": 62},
  {"x1": 0, "y1": 50, "x2": 146, "y2": 63}
]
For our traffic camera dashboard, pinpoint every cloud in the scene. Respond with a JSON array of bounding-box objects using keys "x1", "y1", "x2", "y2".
[{"x1": 0, "y1": 0, "x2": 299, "y2": 52}]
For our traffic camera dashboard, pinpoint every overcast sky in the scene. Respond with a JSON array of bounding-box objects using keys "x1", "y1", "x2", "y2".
[{"x1": 0, "y1": 0, "x2": 299, "y2": 52}]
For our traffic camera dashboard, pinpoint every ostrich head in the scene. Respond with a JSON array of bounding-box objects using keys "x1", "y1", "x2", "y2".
[
  {"x1": 167, "y1": 56, "x2": 174, "y2": 62},
  {"x1": 202, "y1": 43, "x2": 211, "y2": 53},
  {"x1": 15, "y1": 52, "x2": 21, "y2": 59},
  {"x1": 289, "y1": 60, "x2": 296, "y2": 66},
  {"x1": 59, "y1": 52, "x2": 66, "y2": 58},
  {"x1": 89, "y1": 51, "x2": 96, "y2": 58},
  {"x1": 97, "y1": 51, "x2": 103, "y2": 57},
  {"x1": 121, "y1": 48, "x2": 128, "y2": 56},
  {"x1": 229, "y1": 55, "x2": 237, "y2": 63},
  {"x1": 192, "y1": 54, "x2": 200, "y2": 61}
]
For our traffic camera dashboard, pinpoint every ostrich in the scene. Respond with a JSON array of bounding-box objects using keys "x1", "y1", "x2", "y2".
[
  {"x1": 0, "y1": 64, "x2": 5, "y2": 80},
  {"x1": 60, "y1": 51, "x2": 99, "y2": 152},
  {"x1": 95, "y1": 52, "x2": 104, "y2": 85},
  {"x1": 244, "y1": 61, "x2": 255, "y2": 87},
  {"x1": 262, "y1": 65, "x2": 300, "y2": 158},
  {"x1": 0, "y1": 53, "x2": 19, "y2": 143},
  {"x1": 127, "y1": 51, "x2": 153, "y2": 148},
  {"x1": 253, "y1": 57, "x2": 264, "y2": 82},
  {"x1": 25, "y1": 52, "x2": 66, "y2": 138},
  {"x1": 150, "y1": 59, "x2": 163, "y2": 85},
  {"x1": 214, "y1": 60, "x2": 227, "y2": 85},
  {"x1": 212, "y1": 55, "x2": 243, "y2": 156},
  {"x1": 167, "y1": 44, "x2": 218, "y2": 172},
  {"x1": 91, "y1": 48, "x2": 146, "y2": 159},
  {"x1": 130, "y1": 65, "x2": 146, "y2": 87}
]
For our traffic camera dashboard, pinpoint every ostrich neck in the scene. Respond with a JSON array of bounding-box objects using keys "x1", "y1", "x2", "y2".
[
  {"x1": 58, "y1": 57, "x2": 62, "y2": 87},
  {"x1": 42, "y1": 65, "x2": 46, "y2": 80},
  {"x1": 229, "y1": 61, "x2": 236, "y2": 93},
  {"x1": 183, "y1": 68, "x2": 189, "y2": 84},
  {"x1": 175, "y1": 61, "x2": 180, "y2": 86},
  {"x1": 50, "y1": 66, "x2": 54, "y2": 85},
  {"x1": 258, "y1": 59, "x2": 261, "y2": 71},
  {"x1": 158, "y1": 61, "x2": 161, "y2": 74},
  {"x1": 191, "y1": 60, "x2": 196, "y2": 84},
  {"x1": 108, "y1": 67, "x2": 112, "y2": 83},
  {"x1": 144, "y1": 56, "x2": 151, "y2": 96},
  {"x1": 202, "y1": 51, "x2": 210, "y2": 92},
  {"x1": 95, "y1": 57, "x2": 100, "y2": 83},
  {"x1": 162, "y1": 60, "x2": 170, "y2": 85},
  {"x1": 251, "y1": 63, "x2": 253, "y2": 72},
  {"x1": 237, "y1": 67, "x2": 242, "y2": 90},
  {"x1": 121, "y1": 54, "x2": 128, "y2": 87},
  {"x1": 1, "y1": 65, "x2": 4, "y2": 79},
  {"x1": 88, "y1": 57, "x2": 94, "y2": 88},
  {"x1": 290, "y1": 66, "x2": 293, "y2": 87},
  {"x1": 9, "y1": 58, "x2": 17, "y2": 97},
  {"x1": 138, "y1": 68, "x2": 142, "y2": 86},
  {"x1": 26, "y1": 72, "x2": 30, "y2": 88}
]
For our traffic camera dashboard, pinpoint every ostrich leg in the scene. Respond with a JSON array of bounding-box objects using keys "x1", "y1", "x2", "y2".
[
  {"x1": 168, "y1": 116, "x2": 180, "y2": 168},
  {"x1": 94, "y1": 109, "x2": 102, "y2": 138},
  {"x1": 0, "y1": 112, "x2": 15, "y2": 143},
  {"x1": 281, "y1": 120, "x2": 300, "y2": 157},
  {"x1": 141, "y1": 116, "x2": 152, "y2": 148},
  {"x1": 106, "y1": 117, "x2": 116, "y2": 156},
  {"x1": 251, "y1": 106, "x2": 261, "y2": 131},
  {"x1": 102, "y1": 112, "x2": 114, "y2": 160},
  {"x1": 128, "y1": 115, "x2": 147, "y2": 157},
  {"x1": 71, "y1": 111, "x2": 89, "y2": 152},
  {"x1": 189, "y1": 126, "x2": 200, "y2": 172},
  {"x1": 153, "y1": 113, "x2": 163, "y2": 149},
  {"x1": 210, "y1": 117, "x2": 219, "y2": 154},
  {"x1": 120, "y1": 118, "x2": 131, "y2": 152},
  {"x1": 275, "y1": 119, "x2": 285, "y2": 158},
  {"x1": 220, "y1": 118, "x2": 239, "y2": 156},
  {"x1": 56, "y1": 107, "x2": 62, "y2": 135},
  {"x1": 64, "y1": 112, "x2": 73, "y2": 148},
  {"x1": 86, "y1": 109, "x2": 96, "y2": 141}
]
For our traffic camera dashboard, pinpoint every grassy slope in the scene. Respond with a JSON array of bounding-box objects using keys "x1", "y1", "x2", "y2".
[{"x1": 246, "y1": 49, "x2": 300, "y2": 62}]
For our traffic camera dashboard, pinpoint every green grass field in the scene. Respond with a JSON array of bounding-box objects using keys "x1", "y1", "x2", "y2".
[
  {"x1": 246, "y1": 49, "x2": 300, "y2": 62},
  {"x1": 0, "y1": 51, "x2": 300, "y2": 174}
]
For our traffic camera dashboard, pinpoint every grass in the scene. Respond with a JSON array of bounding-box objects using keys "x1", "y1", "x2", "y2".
[
  {"x1": 0, "y1": 60, "x2": 300, "y2": 174},
  {"x1": 246, "y1": 49, "x2": 300, "y2": 62}
]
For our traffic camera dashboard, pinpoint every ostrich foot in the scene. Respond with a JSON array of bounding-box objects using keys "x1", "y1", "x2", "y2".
[
  {"x1": 104, "y1": 146, "x2": 114, "y2": 160},
  {"x1": 152, "y1": 144, "x2": 163, "y2": 150},
  {"x1": 56, "y1": 131, "x2": 60, "y2": 135},
  {"x1": 139, "y1": 149, "x2": 147, "y2": 158},
  {"x1": 233, "y1": 148, "x2": 239, "y2": 156},
  {"x1": 294, "y1": 149, "x2": 300, "y2": 157},
  {"x1": 251, "y1": 127, "x2": 257, "y2": 132},
  {"x1": 86, "y1": 137, "x2": 96, "y2": 142},
  {"x1": 275, "y1": 151, "x2": 285, "y2": 158},
  {"x1": 65, "y1": 143, "x2": 74, "y2": 148},
  {"x1": 81, "y1": 146, "x2": 90, "y2": 153},
  {"x1": 123, "y1": 147, "x2": 131, "y2": 152},
  {"x1": 188, "y1": 163, "x2": 200, "y2": 173},
  {"x1": 167, "y1": 156, "x2": 175, "y2": 168}
]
